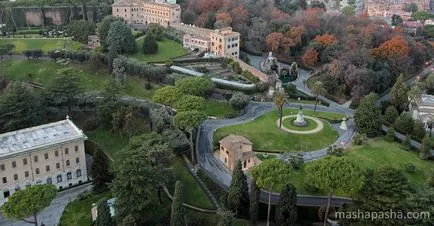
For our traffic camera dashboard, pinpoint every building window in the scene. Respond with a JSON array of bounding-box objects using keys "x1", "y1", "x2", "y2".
[
  {"x1": 224, "y1": 158, "x2": 227, "y2": 163},
  {"x1": 25, "y1": 171, "x2": 29, "y2": 177},
  {"x1": 76, "y1": 169, "x2": 82, "y2": 177},
  {"x1": 76, "y1": 157, "x2": 80, "y2": 164},
  {"x1": 3, "y1": 191, "x2": 10, "y2": 198},
  {"x1": 34, "y1": 155, "x2": 38, "y2": 162},
  {"x1": 55, "y1": 150, "x2": 59, "y2": 157},
  {"x1": 44, "y1": 153, "x2": 48, "y2": 160},
  {"x1": 125, "y1": 9, "x2": 127, "y2": 12},
  {"x1": 23, "y1": 158, "x2": 27, "y2": 165},
  {"x1": 35, "y1": 168, "x2": 40, "y2": 175},
  {"x1": 11, "y1": 161, "x2": 16, "y2": 168},
  {"x1": 248, "y1": 159, "x2": 250, "y2": 163},
  {"x1": 243, "y1": 160, "x2": 247, "y2": 168},
  {"x1": 46, "y1": 165, "x2": 50, "y2": 172},
  {"x1": 56, "y1": 163, "x2": 60, "y2": 169},
  {"x1": 67, "y1": 172, "x2": 72, "y2": 180},
  {"x1": 227, "y1": 45, "x2": 230, "y2": 49},
  {"x1": 47, "y1": 177, "x2": 52, "y2": 184},
  {"x1": 14, "y1": 187, "x2": 20, "y2": 191},
  {"x1": 13, "y1": 174, "x2": 18, "y2": 181},
  {"x1": 57, "y1": 175, "x2": 62, "y2": 183},
  {"x1": 0, "y1": 164, "x2": 4, "y2": 171},
  {"x1": 66, "y1": 160, "x2": 70, "y2": 166},
  {"x1": 65, "y1": 148, "x2": 69, "y2": 155},
  {"x1": 2, "y1": 177, "x2": 7, "y2": 184},
  {"x1": 226, "y1": 150, "x2": 229, "y2": 155}
]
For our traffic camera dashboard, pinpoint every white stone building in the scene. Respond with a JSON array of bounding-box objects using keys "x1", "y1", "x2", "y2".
[
  {"x1": 409, "y1": 94, "x2": 434, "y2": 128},
  {"x1": 0, "y1": 117, "x2": 88, "y2": 206}
]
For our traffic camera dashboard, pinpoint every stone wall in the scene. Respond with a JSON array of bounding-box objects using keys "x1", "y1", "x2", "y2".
[
  {"x1": 0, "y1": 5, "x2": 110, "y2": 27},
  {"x1": 228, "y1": 56, "x2": 268, "y2": 82},
  {"x1": 170, "y1": 23, "x2": 212, "y2": 38}
]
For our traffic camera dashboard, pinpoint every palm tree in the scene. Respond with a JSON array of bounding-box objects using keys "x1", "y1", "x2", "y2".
[
  {"x1": 408, "y1": 82, "x2": 423, "y2": 103},
  {"x1": 274, "y1": 92, "x2": 287, "y2": 128},
  {"x1": 311, "y1": 81, "x2": 325, "y2": 112}
]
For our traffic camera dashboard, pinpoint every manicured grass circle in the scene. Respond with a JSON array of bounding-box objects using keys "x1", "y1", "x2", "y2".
[{"x1": 282, "y1": 116, "x2": 319, "y2": 131}]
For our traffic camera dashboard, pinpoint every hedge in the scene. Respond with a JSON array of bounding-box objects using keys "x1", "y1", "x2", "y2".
[
  {"x1": 196, "y1": 169, "x2": 227, "y2": 202},
  {"x1": 287, "y1": 93, "x2": 330, "y2": 107},
  {"x1": 173, "y1": 57, "x2": 223, "y2": 64}
]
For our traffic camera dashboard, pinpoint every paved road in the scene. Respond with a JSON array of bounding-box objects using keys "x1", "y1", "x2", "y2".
[
  {"x1": 196, "y1": 101, "x2": 354, "y2": 206},
  {"x1": 0, "y1": 183, "x2": 91, "y2": 226}
]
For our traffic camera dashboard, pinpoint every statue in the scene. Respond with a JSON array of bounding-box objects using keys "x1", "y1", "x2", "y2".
[
  {"x1": 294, "y1": 104, "x2": 307, "y2": 127},
  {"x1": 340, "y1": 117, "x2": 348, "y2": 131}
]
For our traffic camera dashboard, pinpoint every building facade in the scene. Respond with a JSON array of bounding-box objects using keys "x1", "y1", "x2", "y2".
[
  {"x1": 219, "y1": 134, "x2": 256, "y2": 172},
  {"x1": 171, "y1": 23, "x2": 241, "y2": 58},
  {"x1": 112, "y1": 0, "x2": 181, "y2": 27},
  {"x1": 409, "y1": 94, "x2": 434, "y2": 129},
  {"x1": 365, "y1": 0, "x2": 430, "y2": 20},
  {"x1": 0, "y1": 118, "x2": 88, "y2": 206}
]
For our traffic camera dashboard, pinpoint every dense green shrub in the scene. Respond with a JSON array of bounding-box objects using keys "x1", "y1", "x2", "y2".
[
  {"x1": 174, "y1": 77, "x2": 214, "y2": 97},
  {"x1": 404, "y1": 163, "x2": 416, "y2": 173},
  {"x1": 229, "y1": 93, "x2": 250, "y2": 110},
  {"x1": 143, "y1": 34, "x2": 158, "y2": 54}
]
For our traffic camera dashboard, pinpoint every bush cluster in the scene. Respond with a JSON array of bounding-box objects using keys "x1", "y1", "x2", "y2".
[{"x1": 47, "y1": 49, "x2": 90, "y2": 63}]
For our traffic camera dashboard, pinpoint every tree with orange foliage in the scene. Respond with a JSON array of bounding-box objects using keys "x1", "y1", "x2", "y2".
[
  {"x1": 215, "y1": 12, "x2": 232, "y2": 26},
  {"x1": 372, "y1": 36, "x2": 409, "y2": 59},
  {"x1": 314, "y1": 34, "x2": 338, "y2": 46},
  {"x1": 265, "y1": 32, "x2": 284, "y2": 52},
  {"x1": 302, "y1": 48, "x2": 319, "y2": 68},
  {"x1": 285, "y1": 25, "x2": 306, "y2": 46}
]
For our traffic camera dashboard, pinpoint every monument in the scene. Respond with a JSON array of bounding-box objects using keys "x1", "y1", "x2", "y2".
[
  {"x1": 340, "y1": 117, "x2": 348, "y2": 131},
  {"x1": 293, "y1": 104, "x2": 307, "y2": 127}
]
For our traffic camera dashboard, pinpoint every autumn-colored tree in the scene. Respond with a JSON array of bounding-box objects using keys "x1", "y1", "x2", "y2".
[
  {"x1": 230, "y1": 5, "x2": 249, "y2": 25},
  {"x1": 372, "y1": 36, "x2": 409, "y2": 59},
  {"x1": 215, "y1": 12, "x2": 232, "y2": 27},
  {"x1": 198, "y1": 0, "x2": 222, "y2": 12},
  {"x1": 302, "y1": 48, "x2": 319, "y2": 68},
  {"x1": 314, "y1": 34, "x2": 338, "y2": 46},
  {"x1": 286, "y1": 25, "x2": 306, "y2": 46},
  {"x1": 265, "y1": 32, "x2": 283, "y2": 52},
  {"x1": 271, "y1": 7, "x2": 289, "y2": 21}
]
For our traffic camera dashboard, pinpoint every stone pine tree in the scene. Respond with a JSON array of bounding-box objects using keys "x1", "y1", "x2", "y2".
[
  {"x1": 1, "y1": 184, "x2": 57, "y2": 226},
  {"x1": 250, "y1": 179, "x2": 260, "y2": 224},
  {"x1": 273, "y1": 92, "x2": 287, "y2": 128},
  {"x1": 171, "y1": 181, "x2": 185, "y2": 226},
  {"x1": 275, "y1": 183, "x2": 297, "y2": 226},
  {"x1": 143, "y1": 34, "x2": 159, "y2": 54},
  {"x1": 44, "y1": 72, "x2": 81, "y2": 112},
  {"x1": 420, "y1": 134, "x2": 431, "y2": 160},
  {"x1": 95, "y1": 200, "x2": 114, "y2": 226},
  {"x1": 226, "y1": 160, "x2": 249, "y2": 217},
  {"x1": 250, "y1": 159, "x2": 292, "y2": 226},
  {"x1": 305, "y1": 157, "x2": 362, "y2": 226},
  {"x1": 90, "y1": 148, "x2": 112, "y2": 192},
  {"x1": 173, "y1": 110, "x2": 207, "y2": 163},
  {"x1": 354, "y1": 92, "x2": 382, "y2": 137}
]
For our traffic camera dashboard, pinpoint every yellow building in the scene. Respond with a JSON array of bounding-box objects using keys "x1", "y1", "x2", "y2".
[
  {"x1": 0, "y1": 117, "x2": 88, "y2": 206},
  {"x1": 112, "y1": 0, "x2": 181, "y2": 27},
  {"x1": 219, "y1": 134, "x2": 256, "y2": 172},
  {"x1": 171, "y1": 23, "x2": 241, "y2": 58}
]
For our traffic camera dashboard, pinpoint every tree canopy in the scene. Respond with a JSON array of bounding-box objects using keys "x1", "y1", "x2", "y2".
[
  {"x1": 145, "y1": 23, "x2": 165, "y2": 40},
  {"x1": 106, "y1": 20, "x2": 136, "y2": 54},
  {"x1": 152, "y1": 86, "x2": 183, "y2": 107},
  {"x1": 1, "y1": 184, "x2": 57, "y2": 226},
  {"x1": 174, "y1": 77, "x2": 214, "y2": 97},
  {"x1": 98, "y1": 16, "x2": 122, "y2": 51},
  {"x1": 143, "y1": 34, "x2": 159, "y2": 54},
  {"x1": 354, "y1": 92, "x2": 382, "y2": 137},
  {"x1": 66, "y1": 20, "x2": 96, "y2": 43}
]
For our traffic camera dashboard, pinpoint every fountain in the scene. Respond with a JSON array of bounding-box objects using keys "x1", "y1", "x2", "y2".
[{"x1": 293, "y1": 104, "x2": 307, "y2": 127}]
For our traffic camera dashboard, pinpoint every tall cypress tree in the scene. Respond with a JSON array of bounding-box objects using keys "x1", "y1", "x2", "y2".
[
  {"x1": 420, "y1": 134, "x2": 431, "y2": 160},
  {"x1": 90, "y1": 148, "x2": 112, "y2": 192},
  {"x1": 171, "y1": 181, "x2": 185, "y2": 226},
  {"x1": 249, "y1": 179, "x2": 260, "y2": 224},
  {"x1": 275, "y1": 183, "x2": 297, "y2": 226},
  {"x1": 226, "y1": 160, "x2": 249, "y2": 216},
  {"x1": 95, "y1": 200, "x2": 114, "y2": 226}
]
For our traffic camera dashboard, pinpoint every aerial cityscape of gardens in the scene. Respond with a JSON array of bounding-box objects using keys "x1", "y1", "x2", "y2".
[{"x1": 1, "y1": 0, "x2": 434, "y2": 226}]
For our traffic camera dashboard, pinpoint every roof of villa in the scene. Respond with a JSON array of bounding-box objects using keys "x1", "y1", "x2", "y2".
[
  {"x1": 416, "y1": 94, "x2": 434, "y2": 107},
  {"x1": 0, "y1": 118, "x2": 87, "y2": 158},
  {"x1": 219, "y1": 134, "x2": 252, "y2": 148}
]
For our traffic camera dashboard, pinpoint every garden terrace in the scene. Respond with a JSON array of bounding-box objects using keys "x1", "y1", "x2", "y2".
[
  {"x1": 0, "y1": 38, "x2": 82, "y2": 54},
  {"x1": 128, "y1": 38, "x2": 188, "y2": 63}
]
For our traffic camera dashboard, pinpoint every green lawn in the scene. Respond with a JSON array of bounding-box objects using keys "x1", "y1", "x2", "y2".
[
  {"x1": 204, "y1": 100, "x2": 238, "y2": 118},
  {"x1": 5, "y1": 60, "x2": 160, "y2": 99},
  {"x1": 85, "y1": 128, "x2": 130, "y2": 160},
  {"x1": 170, "y1": 159, "x2": 215, "y2": 210},
  {"x1": 1, "y1": 38, "x2": 82, "y2": 54},
  {"x1": 59, "y1": 191, "x2": 112, "y2": 226},
  {"x1": 214, "y1": 109, "x2": 343, "y2": 153},
  {"x1": 271, "y1": 138, "x2": 434, "y2": 196},
  {"x1": 283, "y1": 117, "x2": 319, "y2": 131},
  {"x1": 128, "y1": 38, "x2": 188, "y2": 62}
]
